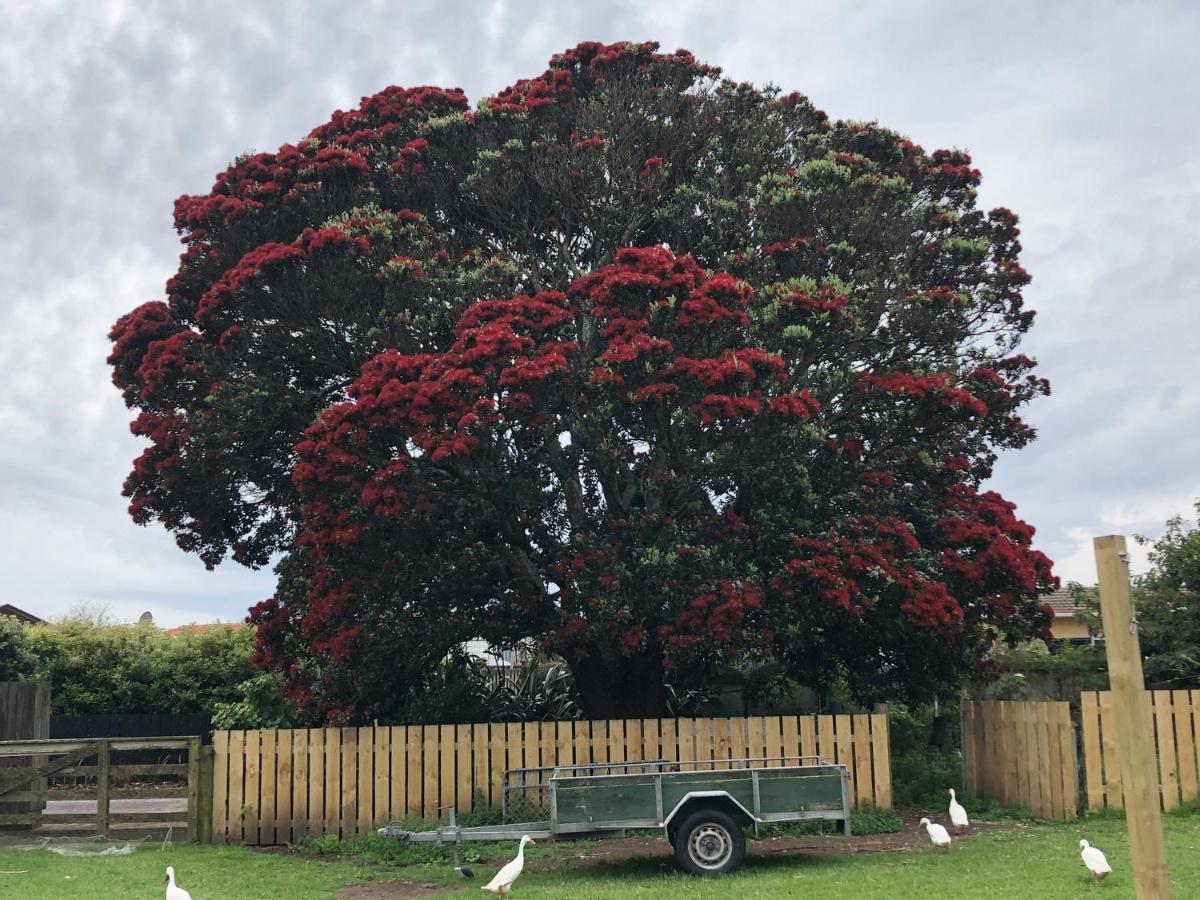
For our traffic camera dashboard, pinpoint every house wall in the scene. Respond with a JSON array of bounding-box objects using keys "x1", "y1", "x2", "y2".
[{"x1": 1050, "y1": 616, "x2": 1091, "y2": 641}]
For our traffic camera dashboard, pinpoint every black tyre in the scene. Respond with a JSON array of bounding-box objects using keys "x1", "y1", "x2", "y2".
[{"x1": 671, "y1": 808, "x2": 746, "y2": 876}]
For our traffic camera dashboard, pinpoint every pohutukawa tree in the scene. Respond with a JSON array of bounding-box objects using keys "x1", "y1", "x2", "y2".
[{"x1": 110, "y1": 41, "x2": 1056, "y2": 721}]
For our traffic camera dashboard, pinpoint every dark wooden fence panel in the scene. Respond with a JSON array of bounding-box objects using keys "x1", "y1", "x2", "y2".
[
  {"x1": 51, "y1": 714, "x2": 211, "y2": 766},
  {"x1": 0, "y1": 682, "x2": 51, "y2": 829}
]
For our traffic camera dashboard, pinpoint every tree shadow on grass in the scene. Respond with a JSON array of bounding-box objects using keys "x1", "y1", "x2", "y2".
[{"x1": 530, "y1": 848, "x2": 852, "y2": 886}]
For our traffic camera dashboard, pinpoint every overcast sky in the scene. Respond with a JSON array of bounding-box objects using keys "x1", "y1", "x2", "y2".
[{"x1": 1, "y1": 1, "x2": 1197, "y2": 627}]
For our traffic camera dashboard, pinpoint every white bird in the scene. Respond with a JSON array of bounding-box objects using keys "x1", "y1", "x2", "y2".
[
  {"x1": 482, "y1": 834, "x2": 535, "y2": 896},
  {"x1": 919, "y1": 817, "x2": 952, "y2": 849},
  {"x1": 165, "y1": 866, "x2": 192, "y2": 900},
  {"x1": 948, "y1": 788, "x2": 969, "y2": 833},
  {"x1": 1080, "y1": 839, "x2": 1113, "y2": 886}
]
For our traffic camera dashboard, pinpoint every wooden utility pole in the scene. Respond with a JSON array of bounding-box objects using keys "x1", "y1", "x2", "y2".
[{"x1": 1094, "y1": 534, "x2": 1170, "y2": 899}]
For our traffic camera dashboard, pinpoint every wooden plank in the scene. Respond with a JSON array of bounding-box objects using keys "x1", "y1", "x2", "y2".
[
  {"x1": 1093, "y1": 534, "x2": 1169, "y2": 897},
  {"x1": 691, "y1": 718, "x2": 712, "y2": 769},
  {"x1": 523, "y1": 722, "x2": 540, "y2": 774},
  {"x1": 197, "y1": 744, "x2": 215, "y2": 844},
  {"x1": 227, "y1": 731, "x2": 245, "y2": 843},
  {"x1": 1057, "y1": 703, "x2": 1078, "y2": 819},
  {"x1": 358, "y1": 727, "x2": 374, "y2": 834},
  {"x1": 799, "y1": 716, "x2": 817, "y2": 763},
  {"x1": 488, "y1": 723, "x2": 505, "y2": 808},
  {"x1": 675, "y1": 719, "x2": 694, "y2": 772},
  {"x1": 505, "y1": 722, "x2": 522, "y2": 812},
  {"x1": 423, "y1": 725, "x2": 438, "y2": 819},
  {"x1": 276, "y1": 730, "x2": 293, "y2": 845},
  {"x1": 407, "y1": 726, "x2": 423, "y2": 816},
  {"x1": 987, "y1": 701, "x2": 1002, "y2": 801},
  {"x1": 1154, "y1": 690, "x2": 1180, "y2": 811},
  {"x1": 539, "y1": 721, "x2": 555, "y2": 777},
  {"x1": 732, "y1": 717, "x2": 750, "y2": 768},
  {"x1": 1177, "y1": 692, "x2": 1199, "y2": 805},
  {"x1": 95, "y1": 740, "x2": 111, "y2": 837},
  {"x1": 374, "y1": 726, "x2": 390, "y2": 825},
  {"x1": 853, "y1": 715, "x2": 872, "y2": 807},
  {"x1": 1099, "y1": 692, "x2": 1123, "y2": 809},
  {"x1": 1029, "y1": 704, "x2": 1047, "y2": 817},
  {"x1": 744, "y1": 724, "x2": 763, "y2": 763},
  {"x1": 781, "y1": 716, "x2": 799, "y2": 766},
  {"x1": 817, "y1": 715, "x2": 835, "y2": 768},
  {"x1": 389, "y1": 726, "x2": 406, "y2": 821},
  {"x1": 556, "y1": 721, "x2": 573, "y2": 774},
  {"x1": 834, "y1": 714, "x2": 854, "y2": 803},
  {"x1": 608, "y1": 720, "x2": 626, "y2": 766},
  {"x1": 660, "y1": 719, "x2": 678, "y2": 769},
  {"x1": 642, "y1": 718, "x2": 658, "y2": 769},
  {"x1": 186, "y1": 737, "x2": 201, "y2": 842},
  {"x1": 1001, "y1": 702, "x2": 1019, "y2": 806},
  {"x1": 472, "y1": 724, "x2": 488, "y2": 811},
  {"x1": 293, "y1": 729, "x2": 310, "y2": 841},
  {"x1": 339, "y1": 728, "x2": 357, "y2": 836},
  {"x1": 1081, "y1": 692, "x2": 1104, "y2": 812},
  {"x1": 962, "y1": 703, "x2": 978, "y2": 797},
  {"x1": 712, "y1": 718, "x2": 731, "y2": 770},
  {"x1": 590, "y1": 719, "x2": 608, "y2": 767},
  {"x1": 244, "y1": 731, "x2": 262, "y2": 844},
  {"x1": 763, "y1": 716, "x2": 781, "y2": 765},
  {"x1": 307, "y1": 728, "x2": 324, "y2": 837},
  {"x1": 1042, "y1": 703, "x2": 1064, "y2": 820},
  {"x1": 573, "y1": 720, "x2": 590, "y2": 770},
  {"x1": 456, "y1": 724, "x2": 472, "y2": 814},
  {"x1": 259, "y1": 729, "x2": 277, "y2": 844},
  {"x1": 212, "y1": 731, "x2": 229, "y2": 843},
  {"x1": 324, "y1": 728, "x2": 341, "y2": 837},
  {"x1": 870, "y1": 713, "x2": 892, "y2": 809},
  {"x1": 1010, "y1": 703, "x2": 1029, "y2": 810},
  {"x1": 438, "y1": 724, "x2": 454, "y2": 819},
  {"x1": 746, "y1": 717, "x2": 764, "y2": 765},
  {"x1": 624, "y1": 719, "x2": 642, "y2": 770}
]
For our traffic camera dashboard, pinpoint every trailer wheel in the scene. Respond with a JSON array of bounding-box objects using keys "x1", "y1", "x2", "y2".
[{"x1": 672, "y1": 808, "x2": 746, "y2": 876}]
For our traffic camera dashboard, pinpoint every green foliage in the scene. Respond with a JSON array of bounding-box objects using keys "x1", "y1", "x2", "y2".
[
  {"x1": 0, "y1": 615, "x2": 35, "y2": 681},
  {"x1": 24, "y1": 619, "x2": 259, "y2": 715},
  {"x1": 981, "y1": 640, "x2": 1109, "y2": 700},
  {"x1": 1133, "y1": 501, "x2": 1200, "y2": 689},
  {"x1": 891, "y1": 749, "x2": 963, "y2": 808},
  {"x1": 211, "y1": 671, "x2": 304, "y2": 729}
]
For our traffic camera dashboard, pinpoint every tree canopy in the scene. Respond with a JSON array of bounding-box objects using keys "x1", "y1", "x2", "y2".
[
  {"x1": 109, "y1": 41, "x2": 1056, "y2": 720},
  {"x1": 1134, "y1": 500, "x2": 1200, "y2": 689}
]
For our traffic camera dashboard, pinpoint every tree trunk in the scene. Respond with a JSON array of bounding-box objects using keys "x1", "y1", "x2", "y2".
[{"x1": 568, "y1": 647, "x2": 669, "y2": 719}]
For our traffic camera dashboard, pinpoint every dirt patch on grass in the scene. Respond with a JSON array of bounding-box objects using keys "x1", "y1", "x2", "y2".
[
  {"x1": 512, "y1": 810, "x2": 1009, "y2": 868},
  {"x1": 335, "y1": 882, "x2": 451, "y2": 899}
]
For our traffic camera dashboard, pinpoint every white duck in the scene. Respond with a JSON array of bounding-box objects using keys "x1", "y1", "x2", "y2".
[
  {"x1": 948, "y1": 788, "x2": 969, "y2": 833},
  {"x1": 1080, "y1": 839, "x2": 1112, "y2": 885},
  {"x1": 165, "y1": 866, "x2": 192, "y2": 900},
  {"x1": 919, "y1": 817, "x2": 952, "y2": 849},
  {"x1": 482, "y1": 834, "x2": 534, "y2": 896}
]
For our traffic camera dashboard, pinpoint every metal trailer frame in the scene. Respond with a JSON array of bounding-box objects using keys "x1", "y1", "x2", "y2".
[{"x1": 377, "y1": 755, "x2": 851, "y2": 850}]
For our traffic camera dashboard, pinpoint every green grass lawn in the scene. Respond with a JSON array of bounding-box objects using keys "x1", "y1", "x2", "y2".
[{"x1": 2, "y1": 815, "x2": 1198, "y2": 898}]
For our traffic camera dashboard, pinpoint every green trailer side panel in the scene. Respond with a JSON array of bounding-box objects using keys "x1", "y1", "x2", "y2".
[
  {"x1": 660, "y1": 773, "x2": 756, "y2": 818},
  {"x1": 754, "y1": 768, "x2": 845, "y2": 814},
  {"x1": 554, "y1": 775, "x2": 659, "y2": 826}
]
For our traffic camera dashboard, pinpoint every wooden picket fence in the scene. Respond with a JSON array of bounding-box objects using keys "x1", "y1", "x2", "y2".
[
  {"x1": 962, "y1": 700, "x2": 1077, "y2": 820},
  {"x1": 211, "y1": 714, "x2": 892, "y2": 844},
  {"x1": 1080, "y1": 689, "x2": 1200, "y2": 813}
]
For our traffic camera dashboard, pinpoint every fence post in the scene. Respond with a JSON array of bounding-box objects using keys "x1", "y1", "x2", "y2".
[
  {"x1": 196, "y1": 744, "x2": 215, "y2": 844},
  {"x1": 95, "y1": 740, "x2": 111, "y2": 836},
  {"x1": 1095, "y1": 534, "x2": 1170, "y2": 899},
  {"x1": 186, "y1": 736, "x2": 201, "y2": 842}
]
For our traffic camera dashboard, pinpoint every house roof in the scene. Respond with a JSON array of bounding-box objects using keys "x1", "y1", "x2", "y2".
[
  {"x1": 0, "y1": 604, "x2": 43, "y2": 624},
  {"x1": 1045, "y1": 586, "x2": 1091, "y2": 618}
]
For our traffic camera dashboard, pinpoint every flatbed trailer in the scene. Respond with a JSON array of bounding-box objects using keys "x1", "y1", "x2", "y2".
[{"x1": 378, "y1": 755, "x2": 851, "y2": 875}]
